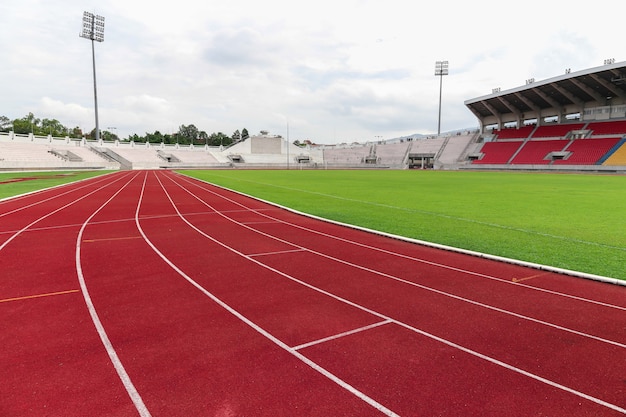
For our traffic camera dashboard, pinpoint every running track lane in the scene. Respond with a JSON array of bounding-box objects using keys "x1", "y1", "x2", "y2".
[
  {"x1": 0, "y1": 170, "x2": 623, "y2": 416},
  {"x1": 0, "y1": 171, "x2": 144, "y2": 416},
  {"x1": 154, "y1": 170, "x2": 626, "y2": 416}
]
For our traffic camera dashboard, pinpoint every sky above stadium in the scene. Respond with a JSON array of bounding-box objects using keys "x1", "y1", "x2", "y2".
[{"x1": 1, "y1": 0, "x2": 623, "y2": 143}]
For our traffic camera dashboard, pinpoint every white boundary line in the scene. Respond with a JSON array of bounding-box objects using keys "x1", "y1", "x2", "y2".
[
  {"x1": 0, "y1": 171, "x2": 150, "y2": 414},
  {"x1": 173, "y1": 174, "x2": 626, "y2": 315},
  {"x1": 142, "y1": 171, "x2": 401, "y2": 417},
  {"x1": 170, "y1": 175, "x2": 626, "y2": 348},
  {"x1": 75, "y1": 171, "x2": 152, "y2": 417},
  {"x1": 0, "y1": 172, "x2": 131, "y2": 252},
  {"x1": 0, "y1": 171, "x2": 119, "y2": 213},
  {"x1": 176, "y1": 171, "x2": 625, "y2": 287},
  {"x1": 160, "y1": 171, "x2": 626, "y2": 414}
]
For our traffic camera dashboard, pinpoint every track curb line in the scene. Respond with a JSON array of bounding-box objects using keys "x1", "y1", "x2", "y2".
[{"x1": 187, "y1": 173, "x2": 625, "y2": 288}]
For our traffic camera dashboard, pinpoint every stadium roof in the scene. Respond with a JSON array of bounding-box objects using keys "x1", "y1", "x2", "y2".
[{"x1": 464, "y1": 61, "x2": 626, "y2": 130}]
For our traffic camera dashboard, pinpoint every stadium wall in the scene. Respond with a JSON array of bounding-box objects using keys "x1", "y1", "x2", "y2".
[{"x1": 2, "y1": 129, "x2": 624, "y2": 172}]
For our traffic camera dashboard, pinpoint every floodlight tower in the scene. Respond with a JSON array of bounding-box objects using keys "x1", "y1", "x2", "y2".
[
  {"x1": 80, "y1": 11, "x2": 105, "y2": 142},
  {"x1": 434, "y1": 60, "x2": 449, "y2": 136}
]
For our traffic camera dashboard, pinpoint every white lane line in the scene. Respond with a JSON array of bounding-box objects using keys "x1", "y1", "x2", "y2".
[
  {"x1": 180, "y1": 173, "x2": 626, "y2": 302},
  {"x1": 392, "y1": 318, "x2": 626, "y2": 415},
  {"x1": 168, "y1": 174, "x2": 626, "y2": 349},
  {"x1": 257, "y1": 221, "x2": 626, "y2": 309},
  {"x1": 292, "y1": 319, "x2": 393, "y2": 351},
  {"x1": 163, "y1": 171, "x2": 626, "y2": 414},
  {"x1": 0, "y1": 172, "x2": 132, "y2": 253},
  {"x1": 0, "y1": 172, "x2": 119, "y2": 217},
  {"x1": 192, "y1": 174, "x2": 626, "y2": 252},
  {"x1": 76, "y1": 171, "x2": 152, "y2": 417},
  {"x1": 147, "y1": 171, "x2": 400, "y2": 417}
]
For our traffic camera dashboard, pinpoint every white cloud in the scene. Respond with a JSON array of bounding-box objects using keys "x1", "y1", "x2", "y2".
[
  {"x1": 1, "y1": 0, "x2": 624, "y2": 142},
  {"x1": 36, "y1": 97, "x2": 91, "y2": 129}
]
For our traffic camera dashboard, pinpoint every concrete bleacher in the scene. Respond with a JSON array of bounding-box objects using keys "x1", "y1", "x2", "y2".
[
  {"x1": 1, "y1": 122, "x2": 624, "y2": 171},
  {"x1": 322, "y1": 146, "x2": 372, "y2": 165},
  {"x1": 104, "y1": 147, "x2": 163, "y2": 169},
  {"x1": 0, "y1": 139, "x2": 118, "y2": 170},
  {"x1": 0, "y1": 141, "x2": 62, "y2": 163},
  {"x1": 166, "y1": 149, "x2": 221, "y2": 164},
  {"x1": 436, "y1": 134, "x2": 476, "y2": 166},
  {"x1": 374, "y1": 142, "x2": 410, "y2": 166},
  {"x1": 319, "y1": 136, "x2": 467, "y2": 168},
  {"x1": 411, "y1": 137, "x2": 447, "y2": 155},
  {"x1": 237, "y1": 153, "x2": 292, "y2": 164},
  {"x1": 51, "y1": 144, "x2": 113, "y2": 164}
]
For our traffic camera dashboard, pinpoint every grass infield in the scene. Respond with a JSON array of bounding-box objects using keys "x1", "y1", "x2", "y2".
[
  {"x1": 0, "y1": 171, "x2": 111, "y2": 200},
  {"x1": 1, "y1": 169, "x2": 622, "y2": 281},
  {"x1": 182, "y1": 169, "x2": 626, "y2": 281}
]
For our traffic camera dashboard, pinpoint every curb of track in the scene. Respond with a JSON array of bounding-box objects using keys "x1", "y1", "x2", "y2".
[
  {"x1": 194, "y1": 176, "x2": 625, "y2": 288},
  {"x1": 0, "y1": 171, "x2": 118, "y2": 203}
]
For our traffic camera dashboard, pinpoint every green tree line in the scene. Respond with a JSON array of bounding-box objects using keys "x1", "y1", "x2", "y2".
[
  {"x1": 0, "y1": 113, "x2": 87, "y2": 138},
  {"x1": 127, "y1": 125, "x2": 249, "y2": 146},
  {"x1": 0, "y1": 113, "x2": 249, "y2": 146}
]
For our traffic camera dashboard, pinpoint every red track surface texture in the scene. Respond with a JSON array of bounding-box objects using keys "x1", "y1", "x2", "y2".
[{"x1": 1, "y1": 170, "x2": 625, "y2": 416}]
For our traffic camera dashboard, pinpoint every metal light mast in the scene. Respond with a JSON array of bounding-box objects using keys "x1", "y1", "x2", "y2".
[
  {"x1": 435, "y1": 60, "x2": 449, "y2": 136},
  {"x1": 80, "y1": 12, "x2": 105, "y2": 141}
]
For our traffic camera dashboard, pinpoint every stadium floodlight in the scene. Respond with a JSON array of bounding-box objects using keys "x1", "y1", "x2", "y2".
[
  {"x1": 435, "y1": 60, "x2": 449, "y2": 136},
  {"x1": 80, "y1": 12, "x2": 105, "y2": 141}
]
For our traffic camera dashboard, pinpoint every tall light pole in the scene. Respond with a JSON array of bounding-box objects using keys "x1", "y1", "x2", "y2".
[
  {"x1": 435, "y1": 60, "x2": 448, "y2": 136},
  {"x1": 80, "y1": 11, "x2": 105, "y2": 142},
  {"x1": 286, "y1": 120, "x2": 290, "y2": 170}
]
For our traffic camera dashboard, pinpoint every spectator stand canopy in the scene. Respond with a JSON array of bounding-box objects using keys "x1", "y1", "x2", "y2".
[{"x1": 464, "y1": 60, "x2": 626, "y2": 133}]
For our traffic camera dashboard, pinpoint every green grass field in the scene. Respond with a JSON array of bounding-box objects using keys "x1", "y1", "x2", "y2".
[
  {"x1": 1, "y1": 169, "x2": 623, "y2": 281},
  {"x1": 0, "y1": 171, "x2": 111, "y2": 200},
  {"x1": 182, "y1": 169, "x2": 626, "y2": 281}
]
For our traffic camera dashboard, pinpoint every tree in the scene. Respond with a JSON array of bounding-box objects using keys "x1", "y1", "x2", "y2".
[
  {"x1": 208, "y1": 132, "x2": 231, "y2": 146},
  {"x1": 0, "y1": 115, "x2": 12, "y2": 132},
  {"x1": 1, "y1": 111, "x2": 256, "y2": 145},
  {"x1": 163, "y1": 133, "x2": 175, "y2": 144},
  {"x1": 127, "y1": 133, "x2": 143, "y2": 143},
  {"x1": 177, "y1": 124, "x2": 199, "y2": 145},
  {"x1": 12, "y1": 113, "x2": 40, "y2": 134},
  {"x1": 198, "y1": 130, "x2": 209, "y2": 145},
  {"x1": 145, "y1": 131, "x2": 165, "y2": 143},
  {"x1": 69, "y1": 126, "x2": 83, "y2": 138},
  {"x1": 100, "y1": 129, "x2": 119, "y2": 141},
  {"x1": 41, "y1": 118, "x2": 67, "y2": 137}
]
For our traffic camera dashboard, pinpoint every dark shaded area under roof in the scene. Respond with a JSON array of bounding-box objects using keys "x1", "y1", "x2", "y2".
[{"x1": 464, "y1": 61, "x2": 626, "y2": 131}]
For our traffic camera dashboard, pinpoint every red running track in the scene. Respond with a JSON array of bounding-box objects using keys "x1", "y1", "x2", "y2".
[{"x1": 1, "y1": 170, "x2": 625, "y2": 416}]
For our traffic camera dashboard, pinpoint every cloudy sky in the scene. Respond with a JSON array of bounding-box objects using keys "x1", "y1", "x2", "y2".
[{"x1": 1, "y1": 0, "x2": 623, "y2": 143}]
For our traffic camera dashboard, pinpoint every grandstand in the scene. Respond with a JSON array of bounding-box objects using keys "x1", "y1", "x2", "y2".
[
  {"x1": 0, "y1": 135, "x2": 119, "y2": 170},
  {"x1": 464, "y1": 60, "x2": 626, "y2": 171},
  {"x1": 2, "y1": 62, "x2": 626, "y2": 172}
]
